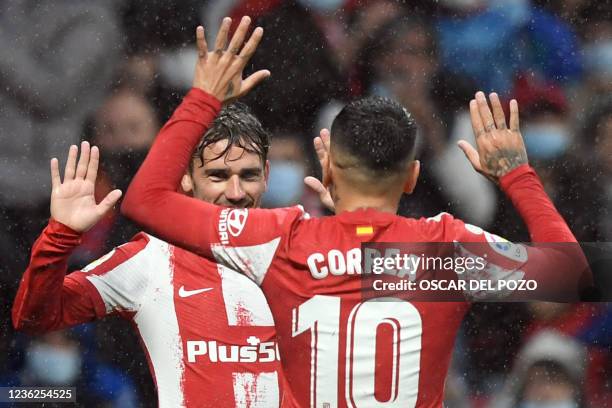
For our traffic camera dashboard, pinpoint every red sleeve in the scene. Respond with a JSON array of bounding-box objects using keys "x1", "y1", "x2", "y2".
[
  {"x1": 499, "y1": 164, "x2": 576, "y2": 242},
  {"x1": 423, "y1": 165, "x2": 590, "y2": 300},
  {"x1": 121, "y1": 88, "x2": 222, "y2": 258},
  {"x1": 12, "y1": 219, "x2": 106, "y2": 334}
]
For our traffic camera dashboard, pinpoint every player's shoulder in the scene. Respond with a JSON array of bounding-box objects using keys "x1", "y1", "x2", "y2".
[
  {"x1": 240, "y1": 205, "x2": 311, "y2": 229},
  {"x1": 83, "y1": 232, "x2": 172, "y2": 272},
  {"x1": 408, "y1": 211, "x2": 464, "y2": 240}
]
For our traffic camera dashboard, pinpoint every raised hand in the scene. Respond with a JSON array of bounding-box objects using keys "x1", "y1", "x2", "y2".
[
  {"x1": 50, "y1": 141, "x2": 122, "y2": 232},
  {"x1": 458, "y1": 91, "x2": 528, "y2": 183},
  {"x1": 192, "y1": 17, "x2": 270, "y2": 104},
  {"x1": 304, "y1": 128, "x2": 335, "y2": 212}
]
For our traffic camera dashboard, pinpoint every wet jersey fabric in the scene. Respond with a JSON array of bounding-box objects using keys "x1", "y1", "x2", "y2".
[
  {"x1": 13, "y1": 220, "x2": 283, "y2": 408},
  {"x1": 122, "y1": 88, "x2": 584, "y2": 407}
]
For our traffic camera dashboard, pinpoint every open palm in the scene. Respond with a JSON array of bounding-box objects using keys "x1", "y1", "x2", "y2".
[{"x1": 50, "y1": 141, "x2": 122, "y2": 232}]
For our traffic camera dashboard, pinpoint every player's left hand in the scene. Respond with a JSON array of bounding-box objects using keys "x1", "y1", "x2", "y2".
[
  {"x1": 457, "y1": 91, "x2": 528, "y2": 183},
  {"x1": 304, "y1": 129, "x2": 334, "y2": 212},
  {"x1": 192, "y1": 17, "x2": 270, "y2": 104}
]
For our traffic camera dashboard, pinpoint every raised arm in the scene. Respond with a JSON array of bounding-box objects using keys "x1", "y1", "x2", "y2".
[
  {"x1": 455, "y1": 92, "x2": 591, "y2": 298},
  {"x1": 458, "y1": 91, "x2": 575, "y2": 242},
  {"x1": 13, "y1": 142, "x2": 122, "y2": 334},
  {"x1": 121, "y1": 17, "x2": 269, "y2": 258}
]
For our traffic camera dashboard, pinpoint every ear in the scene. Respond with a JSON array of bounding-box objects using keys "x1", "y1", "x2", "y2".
[
  {"x1": 181, "y1": 173, "x2": 194, "y2": 194},
  {"x1": 264, "y1": 160, "x2": 270, "y2": 191},
  {"x1": 402, "y1": 160, "x2": 420, "y2": 194}
]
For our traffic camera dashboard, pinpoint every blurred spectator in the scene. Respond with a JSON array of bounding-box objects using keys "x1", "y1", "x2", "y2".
[
  {"x1": 358, "y1": 14, "x2": 497, "y2": 224},
  {"x1": 579, "y1": 4, "x2": 611, "y2": 95},
  {"x1": 460, "y1": 303, "x2": 531, "y2": 400},
  {"x1": 0, "y1": 0, "x2": 120, "y2": 211},
  {"x1": 72, "y1": 88, "x2": 160, "y2": 264},
  {"x1": 436, "y1": 0, "x2": 582, "y2": 94},
  {"x1": 263, "y1": 130, "x2": 326, "y2": 216},
  {"x1": 521, "y1": 303, "x2": 609, "y2": 407},
  {"x1": 490, "y1": 330, "x2": 587, "y2": 408},
  {"x1": 0, "y1": 1, "x2": 121, "y2": 309},
  {"x1": 1, "y1": 331, "x2": 138, "y2": 407},
  {"x1": 240, "y1": 1, "x2": 346, "y2": 132}
]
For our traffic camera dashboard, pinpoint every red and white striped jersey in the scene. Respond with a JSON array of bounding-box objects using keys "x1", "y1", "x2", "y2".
[{"x1": 13, "y1": 221, "x2": 284, "y2": 408}]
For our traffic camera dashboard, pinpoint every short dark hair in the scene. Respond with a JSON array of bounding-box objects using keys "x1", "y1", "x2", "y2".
[
  {"x1": 191, "y1": 103, "x2": 269, "y2": 171},
  {"x1": 331, "y1": 96, "x2": 417, "y2": 177}
]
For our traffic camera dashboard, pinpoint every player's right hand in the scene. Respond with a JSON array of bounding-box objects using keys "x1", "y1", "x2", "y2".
[
  {"x1": 458, "y1": 91, "x2": 528, "y2": 183},
  {"x1": 304, "y1": 129, "x2": 335, "y2": 212},
  {"x1": 192, "y1": 17, "x2": 270, "y2": 104},
  {"x1": 50, "y1": 141, "x2": 122, "y2": 232}
]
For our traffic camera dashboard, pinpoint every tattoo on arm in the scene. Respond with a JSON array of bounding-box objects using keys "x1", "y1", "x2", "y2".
[{"x1": 484, "y1": 148, "x2": 528, "y2": 177}]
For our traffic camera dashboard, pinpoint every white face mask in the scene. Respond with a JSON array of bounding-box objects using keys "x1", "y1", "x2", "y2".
[
  {"x1": 26, "y1": 343, "x2": 81, "y2": 385},
  {"x1": 522, "y1": 123, "x2": 571, "y2": 160},
  {"x1": 583, "y1": 41, "x2": 612, "y2": 77},
  {"x1": 262, "y1": 160, "x2": 305, "y2": 208}
]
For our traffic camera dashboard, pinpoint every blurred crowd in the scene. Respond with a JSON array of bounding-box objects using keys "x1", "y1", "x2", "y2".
[{"x1": 0, "y1": 0, "x2": 611, "y2": 406}]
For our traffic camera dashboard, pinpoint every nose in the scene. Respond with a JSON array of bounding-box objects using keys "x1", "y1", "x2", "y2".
[{"x1": 224, "y1": 175, "x2": 246, "y2": 203}]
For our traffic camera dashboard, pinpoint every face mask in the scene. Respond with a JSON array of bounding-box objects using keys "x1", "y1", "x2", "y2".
[
  {"x1": 519, "y1": 401, "x2": 579, "y2": 408},
  {"x1": 370, "y1": 82, "x2": 393, "y2": 99},
  {"x1": 297, "y1": 0, "x2": 345, "y2": 13},
  {"x1": 26, "y1": 343, "x2": 81, "y2": 385},
  {"x1": 103, "y1": 149, "x2": 149, "y2": 191},
  {"x1": 583, "y1": 42, "x2": 612, "y2": 77},
  {"x1": 262, "y1": 160, "x2": 305, "y2": 208},
  {"x1": 522, "y1": 124, "x2": 570, "y2": 160}
]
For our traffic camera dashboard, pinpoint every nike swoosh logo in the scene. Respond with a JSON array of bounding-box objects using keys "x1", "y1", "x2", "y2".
[{"x1": 178, "y1": 286, "x2": 213, "y2": 298}]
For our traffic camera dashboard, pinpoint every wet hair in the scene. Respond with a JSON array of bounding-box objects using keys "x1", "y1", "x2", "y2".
[
  {"x1": 331, "y1": 96, "x2": 417, "y2": 178},
  {"x1": 190, "y1": 103, "x2": 269, "y2": 171}
]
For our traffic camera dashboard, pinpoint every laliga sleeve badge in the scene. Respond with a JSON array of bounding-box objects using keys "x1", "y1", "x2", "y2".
[{"x1": 484, "y1": 231, "x2": 528, "y2": 263}]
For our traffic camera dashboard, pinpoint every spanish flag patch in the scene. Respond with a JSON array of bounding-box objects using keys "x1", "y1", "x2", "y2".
[{"x1": 356, "y1": 225, "x2": 374, "y2": 236}]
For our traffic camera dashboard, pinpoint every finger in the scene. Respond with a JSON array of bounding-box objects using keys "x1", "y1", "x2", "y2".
[
  {"x1": 313, "y1": 137, "x2": 326, "y2": 162},
  {"x1": 75, "y1": 141, "x2": 90, "y2": 179},
  {"x1": 97, "y1": 189, "x2": 123, "y2": 215},
  {"x1": 86, "y1": 145, "x2": 100, "y2": 183},
  {"x1": 196, "y1": 26, "x2": 208, "y2": 60},
  {"x1": 457, "y1": 140, "x2": 482, "y2": 172},
  {"x1": 476, "y1": 91, "x2": 496, "y2": 133},
  {"x1": 489, "y1": 92, "x2": 507, "y2": 130},
  {"x1": 226, "y1": 16, "x2": 251, "y2": 57},
  {"x1": 214, "y1": 17, "x2": 232, "y2": 54},
  {"x1": 469, "y1": 99, "x2": 485, "y2": 139},
  {"x1": 320, "y1": 128, "x2": 330, "y2": 152},
  {"x1": 239, "y1": 69, "x2": 271, "y2": 96},
  {"x1": 50, "y1": 158, "x2": 61, "y2": 189},
  {"x1": 509, "y1": 99, "x2": 520, "y2": 132},
  {"x1": 64, "y1": 145, "x2": 78, "y2": 180},
  {"x1": 304, "y1": 176, "x2": 326, "y2": 195},
  {"x1": 236, "y1": 26, "x2": 264, "y2": 68}
]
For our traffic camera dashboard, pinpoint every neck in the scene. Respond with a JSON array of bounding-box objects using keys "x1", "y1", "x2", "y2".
[{"x1": 333, "y1": 184, "x2": 402, "y2": 215}]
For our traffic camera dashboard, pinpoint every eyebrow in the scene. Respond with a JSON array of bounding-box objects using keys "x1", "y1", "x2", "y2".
[{"x1": 203, "y1": 167, "x2": 263, "y2": 176}]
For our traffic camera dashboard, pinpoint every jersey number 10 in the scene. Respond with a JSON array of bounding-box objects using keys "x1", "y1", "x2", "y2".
[{"x1": 292, "y1": 295, "x2": 423, "y2": 408}]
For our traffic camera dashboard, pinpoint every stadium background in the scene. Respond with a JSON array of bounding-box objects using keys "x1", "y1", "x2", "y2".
[{"x1": 0, "y1": 0, "x2": 610, "y2": 406}]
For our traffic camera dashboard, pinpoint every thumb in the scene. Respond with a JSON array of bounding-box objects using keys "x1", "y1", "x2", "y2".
[
  {"x1": 304, "y1": 176, "x2": 326, "y2": 195},
  {"x1": 97, "y1": 189, "x2": 123, "y2": 215},
  {"x1": 457, "y1": 140, "x2": 481, "y2": 171}
]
